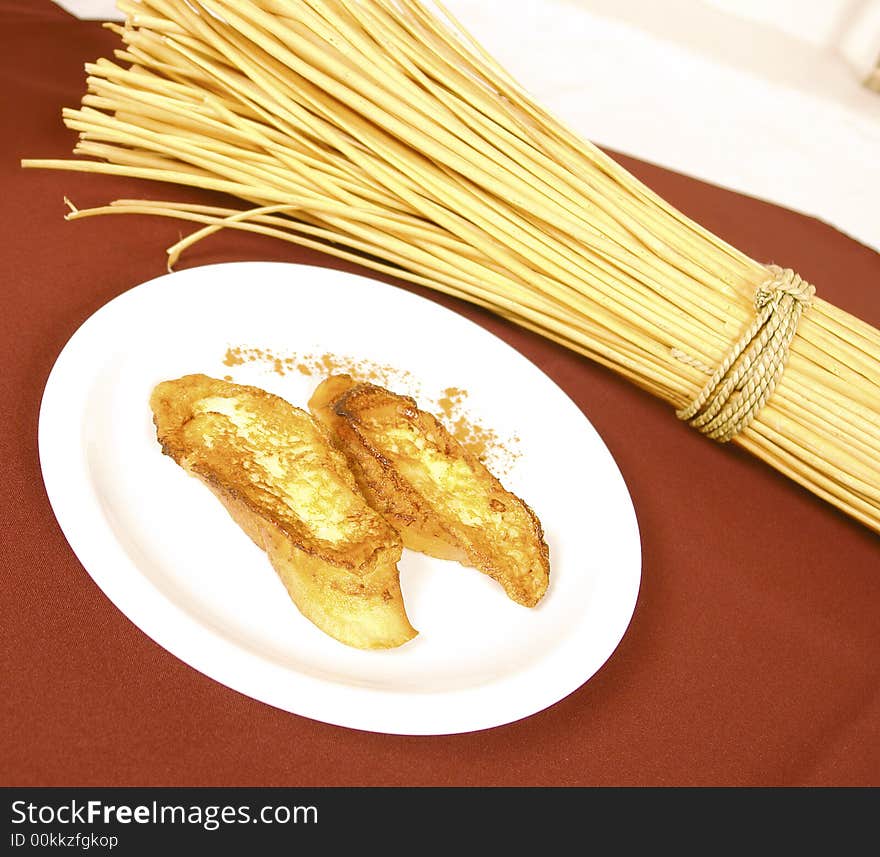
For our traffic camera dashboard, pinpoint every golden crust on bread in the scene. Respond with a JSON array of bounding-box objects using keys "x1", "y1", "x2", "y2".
[
  {"x1": 309, "y1": 375, "x2": 550, "y2": 608},
  {"x1": 150, "y1": 373, "x2": 416, "y2": 649}
]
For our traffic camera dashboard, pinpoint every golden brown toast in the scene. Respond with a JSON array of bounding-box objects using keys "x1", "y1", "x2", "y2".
[
  {"x1": 150, "y1": 373, "x2": 417, "y2": 649},
  {"x1": 308, "y1": 375, "x2": 550, "y2": 607}
]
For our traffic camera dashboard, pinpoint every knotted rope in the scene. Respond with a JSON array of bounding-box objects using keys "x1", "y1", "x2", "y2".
[{"x1": 675, "y1": 265, "x2": 815, "y2": 443}]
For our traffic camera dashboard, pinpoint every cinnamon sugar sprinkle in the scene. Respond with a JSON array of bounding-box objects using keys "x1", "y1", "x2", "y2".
[{"x1": 222, "y1": 345, "x2": 521, "y2": 475}]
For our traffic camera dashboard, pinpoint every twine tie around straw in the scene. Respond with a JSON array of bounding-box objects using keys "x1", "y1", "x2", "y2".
[{"x1": 675, "y1": 264, "x2": 815, "y2": 443}]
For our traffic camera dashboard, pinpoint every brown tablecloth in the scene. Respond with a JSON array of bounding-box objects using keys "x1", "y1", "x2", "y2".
[{"x1": 3, "y1": 0, "x2": 878, "y2": 787}]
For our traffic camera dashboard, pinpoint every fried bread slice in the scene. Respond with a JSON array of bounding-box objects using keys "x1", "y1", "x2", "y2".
[
  {"x1": 309, "y1": 375, "x2": 550, "y2": 608},
  {"x1": 150, "y1": 374, "x2": 416, "y2": 649}
]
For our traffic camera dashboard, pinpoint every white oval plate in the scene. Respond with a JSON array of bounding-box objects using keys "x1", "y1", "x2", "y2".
[{"x1": 39, "y1": 261, "x2": 641, "y2": 735}]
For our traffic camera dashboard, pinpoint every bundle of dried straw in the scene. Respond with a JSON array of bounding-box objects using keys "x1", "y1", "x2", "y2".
[{"x1": 23, "y1": 0, "x2": 880, "y2": 533}]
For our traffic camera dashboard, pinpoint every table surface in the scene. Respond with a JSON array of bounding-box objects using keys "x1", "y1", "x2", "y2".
[{"x1": 3, "y1": 0, "x2": 878, "y2": 787}]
